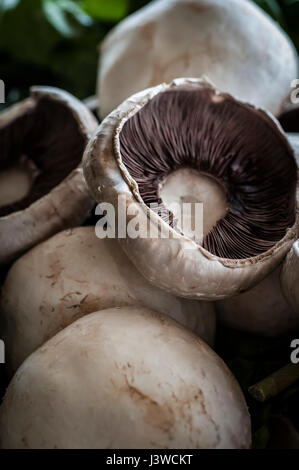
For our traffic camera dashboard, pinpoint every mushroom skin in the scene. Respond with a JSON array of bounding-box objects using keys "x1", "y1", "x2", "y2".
[
  {"x1": 0, "y1": 306, "x2": 251, "y2": 449},
  {"x1": 83, "y1": 77, "x2": 298, "y2": 300},
  {"x1": 98, "y1": 0, "x2": 298, "y2": 118},
  {"x1": 0, "y1": 226, "x2": 216, "y2": 373},
  {"x1": 216, "y1": 265, "x2": 299, "y2": 337},
  {"x1": 0, "y1": 87, "x2": 98, "y2": 265},
  {"x1": 281, "y1": 239, "x2": 299, "y2": 314}
]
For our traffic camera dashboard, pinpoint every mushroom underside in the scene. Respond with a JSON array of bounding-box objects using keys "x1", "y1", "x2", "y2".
[
  {"x1": 0, "y1": 97, "x2": 86, "y2": 216},
  {"x1": 119, "y1": 87, "x2": 297, "y2": 259}
]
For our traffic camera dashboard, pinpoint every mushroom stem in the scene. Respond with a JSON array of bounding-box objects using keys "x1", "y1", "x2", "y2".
[{"x1": 248, "y1": 363, "x2": 299, "y2": 402}]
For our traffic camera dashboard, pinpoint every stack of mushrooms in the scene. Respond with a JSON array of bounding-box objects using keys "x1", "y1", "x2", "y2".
[{"x1": 0, "y1": 0, "x2": 298, "y2": 450}]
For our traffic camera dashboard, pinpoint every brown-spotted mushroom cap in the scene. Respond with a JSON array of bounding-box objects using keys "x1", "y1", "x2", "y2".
[
  {"x1": 1, "y1": 226, "x2": 215, "y2": 372},
  {"x1": 83, "y1": 78, "x2": 298, "y2": 300},
  {"x1": 0, "y1": 306, "x2": 251, "y2": 449},
  {"x1": 98, "y1": 0, "x2": 298, "y2": 118},
  {"x1": 0, "y1": 86, "x2": 98, "y2": 265}
]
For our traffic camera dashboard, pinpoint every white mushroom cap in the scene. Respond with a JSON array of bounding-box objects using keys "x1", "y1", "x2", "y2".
[
  {"x1": 0, "y1": 306, "x2": 251, "y2": 449},
  {"x1": 98, "y1": 0, "x2": 298, "y2": 118},
  {"x1": 216, "y1": 266, "x2": 299, "y2": 337},
  {"x1": 1, "y1": 226, "x2": 215, "y2": 372},
  {"x1": 281, "y1": 239, "x2": 299, "y2": 313},
  {"x1": 83, "y1": 77, "x2": 298, "y2": 300},
  {"x1": 0, "y1": 87, "x2": 98, "y2": 265}
]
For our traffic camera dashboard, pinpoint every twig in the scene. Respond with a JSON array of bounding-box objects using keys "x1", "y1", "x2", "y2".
[{"x1": 248, "y1": 363, "x2": 299, "y2": 402}]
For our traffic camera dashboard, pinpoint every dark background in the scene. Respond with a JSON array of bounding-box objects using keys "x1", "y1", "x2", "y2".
[{"x1": 0, "y1": 0, "x2": 299, "y2": 450}]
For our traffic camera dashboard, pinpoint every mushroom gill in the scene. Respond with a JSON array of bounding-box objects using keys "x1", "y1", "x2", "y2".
[
  {"x1": 119, "y1": 87, "x2": 297, "y2": 259},
  {"x1": 0, "y1": 87, "x2": 98, "y2": 265},
  {"x1": 0, "y1": 96, "x2": 86, "y2": 217}
]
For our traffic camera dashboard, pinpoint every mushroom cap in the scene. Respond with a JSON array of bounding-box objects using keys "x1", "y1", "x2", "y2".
[
  {"x1": 216, "y1": 266, "x2": 299, "y2": 337},
  {"x1": 281, "y1": 239, "x2": 299, "y2": 313},
  {"x1": 1, "y1": 226, "x2": 215, "y2": 372},
  {"x1": 0, "y1": 87, "x2": 98, "y2": 265},
  {"x1": 98, "y1": 0, "x2": 298, "y2": 118},
  {"x1": 0, "y1": 306, "x2": 251, "y2": 449},
  {"x1": 83, "y1": 78, "x2": 299, "y2": 300}
]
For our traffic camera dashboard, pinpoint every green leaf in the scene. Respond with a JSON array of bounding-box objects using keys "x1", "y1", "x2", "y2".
[
  {"x1": 0, "y1": 0, "x2": 20, "y2": 12},
  {"x1": 42, "y1": 0, "x2": 77, "y2": 37},
  {"x1": 56, "y1": 0, "x2": 92, "y2": 27},
  {"x1": 82, "y1": 0, "x2": 129, "y2": 22}
]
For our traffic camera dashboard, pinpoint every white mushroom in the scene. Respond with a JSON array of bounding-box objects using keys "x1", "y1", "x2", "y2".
[
  {"x1": 98, "y1": 0, "x2": 298, "y2": 118},
  {"x1": 216, "y1": 265, "x2": 299, "y2": 337},
  {"x1": 0, "y1": 306, "x2": 251, "y2": 449},
  {"x1": 0, "y1": 87, "x2": 98, "y2": 265},
  {"x1": 0, "y1": 226, "x2": 216, "y2": 372},
  {"x1": 83, "y1": 78, "x2": 298, "y2": 300}
]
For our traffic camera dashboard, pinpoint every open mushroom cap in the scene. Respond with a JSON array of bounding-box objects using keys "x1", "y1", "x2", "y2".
[
  {"x1": 1, "y1": 226, "x2": 215, "y2": 372},
  {"x1": 83, "y1": 78, "x2": 298, "y2": 300},
  {"x1": 98, "y1": 0, "x2": 298, "y2": 118},
  {"x1": 0, "y1": 86, "x2": 98, "y2": 265},
  {"x1": 0, "y1": 306, "x2": 251, "y2": 449},
  {"x1": 216, "y1": 266, "x2": 299, "y2": 337},
  {"x1": 281, "y1": 239, "x2": 299, "y2": 314}
]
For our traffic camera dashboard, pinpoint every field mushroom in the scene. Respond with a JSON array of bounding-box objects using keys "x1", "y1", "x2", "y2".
[
  {"x1": 83, "y1": 78, "x2": 298, "y2": 300},
  {"x1": 216, "y1": 264, "x2": 299, "y2": 337},
  {"x1": 0, "y1": 226, "x2": 215, "y2": 372},
  {"x1": 0, "y1": 306, "x2": 251, "y2": 449},
  {"x1": 0, "y1": 86, "x2": 98, "y2": 265},
  {"x1": 97, "y1": 0, "x2": 297, "y2": 118},
  {"x1": 216, "y1": 137, "x2": 299, "y2": 336}
]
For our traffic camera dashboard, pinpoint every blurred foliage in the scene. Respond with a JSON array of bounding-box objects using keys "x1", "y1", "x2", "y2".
[
  {"x1": 0, "y1": 0, "x2": 148, "y2": 103},
  {"x1": 0, "y1": 0, "x2": 299, "y2": 449},
  {"x1": 0, "y1": 0, "x2": 298, "y2": 106}
]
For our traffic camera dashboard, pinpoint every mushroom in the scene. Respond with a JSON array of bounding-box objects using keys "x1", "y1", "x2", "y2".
[
  {"x1": 0, "y1": 86, "x2": 98, "y2": 265},
  {"x1": 216, "y1": 136, "x2": 299, "y2": 336},
  {"x1": 0, "y1": 226, "x2": 216, "y2": 372},
  {"x1": 83, "y1": 78, "x2": 298, "y2": 300},
  {"x1": 216, "y1": 264, "x2": 299, "y2": 337},
  {"x1": 97, "y1": 0, "x2": 297, "y2": 118},
  {"x1": 0, "y1": 306, "x2": 251, "y2": 449}
]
